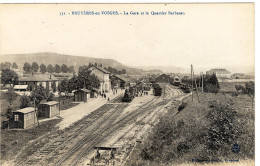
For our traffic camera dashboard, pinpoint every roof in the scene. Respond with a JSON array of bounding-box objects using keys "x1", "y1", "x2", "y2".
[
  {"x1": 14, "y1": 107, "x2": 35, "y2": 114},
  {"x1": 75, "y1": 88, "x2": 91, "y2": 93},
  {"x1": 40, "y1": 101, "x2": 59, "y2": 106},
  {"x1": 206, "y1": 69, "x2": 231, "y2": 74},
  {"x1": 88, "y1": 65, "x2": 110, "y2": 74},
  {"x1": 111, "y1": 75, "x2": 130, "y2": 82},
  {"x1": 19, "y1": 74, "x2": 59, "y2": 82},
  {"x1": 14, "y1": 85, "x2": 28, "y2": 90}
]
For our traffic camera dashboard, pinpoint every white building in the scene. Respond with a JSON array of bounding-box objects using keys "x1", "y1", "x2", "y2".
[
  {"x1": 87, "y1": 65, "x2": 111, "y2": 93},
  {"x1": 206, "y1": 68, "x2": 232, "y2": 79}
]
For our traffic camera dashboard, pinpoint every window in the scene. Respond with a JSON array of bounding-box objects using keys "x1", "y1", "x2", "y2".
[{"x1": 14, "y1": 115, "x2": 19, "y2": 121}]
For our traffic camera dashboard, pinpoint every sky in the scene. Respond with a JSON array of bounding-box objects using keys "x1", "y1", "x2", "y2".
[{"x1": 0, "y1": 4, "x2": 254, "y2": 71}]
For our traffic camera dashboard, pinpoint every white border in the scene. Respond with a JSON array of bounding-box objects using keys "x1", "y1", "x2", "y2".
[{"x1": 0, "y1": 0, "x2": 258, "y2": 165}]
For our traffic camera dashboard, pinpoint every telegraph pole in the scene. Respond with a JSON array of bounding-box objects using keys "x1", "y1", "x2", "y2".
[
  {"x1": 193, "y1": 69, "x2": 200, "y2": 103},
  {"x1": 191, "y1": 65, "x2": 193, "y2": 101},
  {"x1": 33, "y1": 96, "x2": 36, "y2": 134},
  {"x1": 59, "y1": 91, "x2": 61, "y2": 114},
  {"x1": 201, "y1": 72, "x2": 204, "y2": 93}
]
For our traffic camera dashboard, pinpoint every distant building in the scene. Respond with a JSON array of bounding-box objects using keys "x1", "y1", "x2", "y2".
[
  {"x1": 110, "y1": 75, "x2": 130, "y2": 89},
  {"x1": 19, "y1": 73, "x2": 60, "y2": 91},
  {"x1": 206, "y1": 69, "x2": 232, "y2": 79},
  {"x1": 154, "y1": 74, "x2": 173, "y2": 83},
  {"x1": 13, "y1": 85, "x2": 28, "y2": 91},
  {"x1": 74, "y1": 89, "x2": 91, "y2": 102},
  {"x1": 9, "y1": 107, "x2": 37, "y2": 129},
  {"x1": 232, "y1": 73, "x2": 250, "y2": 79},
  {"x1": 87, "y1": 65, "x2": 111, "y2": 92},
  {"x1": 38, "y1": 101, "x2": 60, "y2": 118}
]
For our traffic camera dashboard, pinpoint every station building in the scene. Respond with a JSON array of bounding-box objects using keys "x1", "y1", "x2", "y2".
[{"x1": 87, "y1": 65, "x2": 111, "y2": 93}]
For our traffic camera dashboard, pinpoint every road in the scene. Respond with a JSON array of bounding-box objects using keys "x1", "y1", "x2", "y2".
[{"x1": 17, "y1": 84, "x2": 184, "y2": 166}]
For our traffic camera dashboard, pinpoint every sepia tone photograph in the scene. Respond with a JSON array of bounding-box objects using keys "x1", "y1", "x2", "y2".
[{"x1": 0, "y1": 3, "x2": 255, "y2": 166}]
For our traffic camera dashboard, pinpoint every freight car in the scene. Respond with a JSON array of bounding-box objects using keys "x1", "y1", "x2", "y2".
[
  {"x1": 152, "y1": 83, "x2": 162, "y2": 96},
  {"x1": 180, "y1": 84, "x2": 191, "y2": 93}
]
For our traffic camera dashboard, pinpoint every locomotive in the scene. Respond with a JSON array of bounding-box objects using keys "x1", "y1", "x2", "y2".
[
  {"x1": 121, "y1": 86, "x2": 136, "y2": 102},
  {"x1": 173, "y1": 76, "x2": 181, "y2": 86}
]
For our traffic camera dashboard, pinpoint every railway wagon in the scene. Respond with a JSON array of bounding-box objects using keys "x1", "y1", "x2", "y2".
[
  {"x1": 152, "y1": 83, "x2": 162, "y2": 96},
  {"x1": 180, "y1": 83, "x2": 191, "y2": 93}
]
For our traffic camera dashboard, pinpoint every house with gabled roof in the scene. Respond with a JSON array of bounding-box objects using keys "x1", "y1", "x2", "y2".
[
  {"x1": 19, "y1": 73, "x2": 60, "y2": 91},
  {"x1": 87, "y1": 65, "x2": 111, "y2": 93},
  {"x1": 110, "y1": 74, "x2": 130, "y2": 89}
]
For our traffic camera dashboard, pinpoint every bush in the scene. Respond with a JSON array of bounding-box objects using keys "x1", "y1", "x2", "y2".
[
  {"x1": 20, "y1": 95, "x2": 32, "y2": 109},
  {"x1": 204, "y1": 84, "x2": 219, "y2": 93},
  {"x1": 206, "y1": 100, "x2": 239, "y2": 153}
]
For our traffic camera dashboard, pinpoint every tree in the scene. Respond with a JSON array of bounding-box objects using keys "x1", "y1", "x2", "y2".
[
  {"x1": 55, "y1": 64, "x2": 61, "y2": 73},
  {"x1": 47, "y1": 64, "x2": 54, "y2": 73},
  {"x1": 204, "y1": 74, "x2": 220, "y2": 93},
  {"x1": 12, "y1": 62, "x2": 18, "y2": 69},
  {"x1": 61, "y1": 64, "x2": 69, "y2": 73},
  {"x1": 122, "y1": 69, "x2": 126, "y2": 74},
  {"x1": 3, "y1": 87, "x2": 18, "y2": 107},
  {"x1": 79, "y1": 65, "x2": 88, "y2": 73},
  {"x1": 20, "y1": 94, "x2": 32, "y2": 109},
  {"x1": 31, "y1": 62, "x2": 39, "y2": 72},
  {"x1": 1, "y1": 69, "x2": 18, "y2": 86},
  {"x1": 58, "y1": 79, "x2": 69, "y2": 96},
  {"x1": 46, "y1": 92, "x2": 54, "y2": 102},
  {"x1": 4, "y1": 62, "x2": 12, "y2": 70},
  {"x1": 243, "y1": 81, "x2": 255, "y2": 110},
  {"x1": 68, "y1": 76, "x2": 79, "y2": 92},
  {"x1": 94, "y1": 62, "x2": 97, "y2": 66},
  {"x1": 235, "y1": 84, "x2": 244, "y2": 93},
  {"x1": 23, "y1": 62, "x2": 32, "y2": 73},
  {"x1": 88, "y1": 63, "x2": 92, "y2": 67},
  {"x1": 68, "y1": 66, "x2": 75, "y2": 74},
  {"x1": 77, "y1": 69, "x2": 100, "y2": 89},
  {"x1": 30, "y1": 85, "x2": 47, "y2": 106},
  {"x1": 40, "y1": 64, "x2": 47, "y2": 74}
]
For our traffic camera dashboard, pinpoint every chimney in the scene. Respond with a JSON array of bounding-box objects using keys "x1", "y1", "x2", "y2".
[{"x1": 50, "y1": 75, "x2": 52, "y2": 79}]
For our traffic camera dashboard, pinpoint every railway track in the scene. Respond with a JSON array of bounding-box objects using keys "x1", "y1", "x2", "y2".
[
  {"x1": 17, "y1": 97, "x2": 124, "y2": 166},
  {"x1": 72, "y1": 85, "x2": 183, "y2": 166},
  {"x1": 56, "y1": 96, "x2": 163, "y2": 166},
  {"x1": 18, "y1": 85, "x2": 181, "y2": 166}
]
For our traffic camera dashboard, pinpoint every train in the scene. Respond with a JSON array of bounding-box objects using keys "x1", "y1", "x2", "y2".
[
  {"x1": 153, "y1": 83, "x2": 162, "y2": 96},
  {"x1": 121, "y1": 86, "x2": 136, "y2": 102},
  {"x1": 180, "y1": 83, "x2": 191, "y2": 93},
  {"x1": 173, "y1": 76, "x2": 181, "y2": 86}
]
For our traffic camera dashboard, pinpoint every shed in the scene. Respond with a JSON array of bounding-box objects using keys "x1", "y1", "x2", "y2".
[
  {"x1": 38, "y1": 101, "x2": 60, "y2": 118},
  {"x1": 90, "y1": 88, "x2": 99, "y2": 98},
  {"x1": 9, "y1": 107, "x2": 37, "y2": 129},
  {"x1": 13, "y1": 85, "x2": 28, "y2": 91},
  {"x1": 74, "y1": 89, "x2": 91, "y2": 102}
]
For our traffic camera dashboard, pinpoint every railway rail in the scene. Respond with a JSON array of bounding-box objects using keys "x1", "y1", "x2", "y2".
[{"x1": 17, "y1": 84, "x2": 183, "y2": 166}]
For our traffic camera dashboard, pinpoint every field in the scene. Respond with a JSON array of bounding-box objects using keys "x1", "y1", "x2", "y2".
[
  {"x1": 1, "y1": 119, "x2": 62, "y2": 162},
  {"x1": 125, "y1": 92, "x2": 254, "y2": 166}
]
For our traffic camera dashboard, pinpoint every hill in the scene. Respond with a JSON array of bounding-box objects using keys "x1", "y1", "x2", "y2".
[
  {"x1": 0, "y1": 52, "x2": 145, "y2": 75},
  {"x1": 133, "y1": 66, "x2": 189, "y2": 74}
]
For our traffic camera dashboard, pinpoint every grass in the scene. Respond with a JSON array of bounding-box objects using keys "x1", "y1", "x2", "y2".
[
  {"x1": 0, "y1": 119, "x2": 62, "y2": 162},
  {"x1": 125, "y1": 92, "x2": 254, "y2": 166}
]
